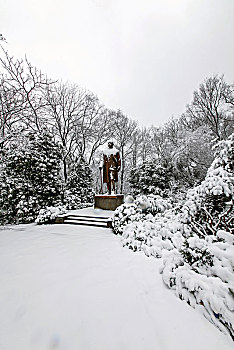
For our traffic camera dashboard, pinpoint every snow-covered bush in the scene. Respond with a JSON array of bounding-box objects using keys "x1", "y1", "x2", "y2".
[
  {"x1": 0, "y1": 131, "x2": 63, "y2": 224},
  {"x1": 64, "y1": 156, "x2": 94, "y2": 210},
  {"x1": 160, "y1": 134, "x2": 234, "y2": 339},
  {"x1": 112, "y1": 203, "x2": 142, "y2": 235},
  {"x1": 113, "y1": 194, "x2": 172, "y2": 235},
  {"x1": 160, "y1": 231, "x2": 234, "y2": 339},
  {"x1": 180, "y1": 236, "x2": 214, "y2": 269},
  {"x1": 113, "y1": 135, "x2": 234, "y2": 338},
  {"x1": 128, "y1": 159, "x2": 172, "y2": 196},
  {"x1": 63, "y1": 191, "x2": 93, "y2": 210},
  {"x1": 122, "y1": 210, "x2": 185, "y2": 257},
  {"x1": 138, "y1": 194, "x2": 172, "y2": 215},
  {"x1": 35, "y1": 205, "x2": 67, "y2": 224},
  {"x1": 181, "y1": 133, "x2": 233, "y2": 236}
]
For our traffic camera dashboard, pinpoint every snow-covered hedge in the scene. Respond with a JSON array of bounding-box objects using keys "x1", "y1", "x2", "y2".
[
  {"x1": 64, "y1": 157, "x2": 94, "y2": 210},
  {"x1": 122, "y1": 211, "x2": 184, "y2": 256},
  {"x1": 113, "y1": 134, "x2": 234, "y2": 339},
  {"x1": 160, "y1": 231, "x2": 234, "y2": 338},
  {"x1": 120, "y1": 213, "x2": 234, "y2": 339},
  {"x1": 135, "y1": 194, "x2": 172, "y2": 215},
  {"x1": 112, "y1": 194, "x2": 172, "y2": 235},
  {"x1": 0, "y1": 131, "x2": 63, "y2": 225},
  {"x1": 64, "y1": 190, "x2": 94, "y2": 211},
  {"x1": 35, "y1": 205, "x2": 67, "y2": 224},
  {"x1": 128, "y1": 159, "x2": 172, "y2": 196},
  {"x1": 112, "y1": 203, "x2": 143, "y2": 235}
]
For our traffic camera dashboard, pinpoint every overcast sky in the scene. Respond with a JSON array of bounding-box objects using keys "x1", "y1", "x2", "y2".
[{"x1": 1, "y1": 0, "x2": 234, "y2": 126}]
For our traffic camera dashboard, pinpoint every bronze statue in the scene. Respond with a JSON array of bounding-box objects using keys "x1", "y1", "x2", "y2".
[{"x1": 99, "y1": 141, "x2": 121, "y2": 195}]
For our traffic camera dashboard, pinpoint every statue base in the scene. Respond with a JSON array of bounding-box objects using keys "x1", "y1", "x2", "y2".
[{"x1": 94, "y1": 194, "x2": 124, "y2": 211}]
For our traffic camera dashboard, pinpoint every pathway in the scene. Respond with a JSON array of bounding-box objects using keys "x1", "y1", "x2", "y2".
[{"x1": 0, "y1": 209, "x2": 232, "y2": 350}]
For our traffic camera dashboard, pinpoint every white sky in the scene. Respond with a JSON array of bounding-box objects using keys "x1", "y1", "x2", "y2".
[{"x1": 1, "y1": 0, "x2": 234, "y2": 126}]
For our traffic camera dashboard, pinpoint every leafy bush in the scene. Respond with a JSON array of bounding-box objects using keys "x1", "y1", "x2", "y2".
[
  {"x1": 0, "y1": 131, "x2": 63, "y2": 224},
  {"x1": 180, "y1": 236, "x2": 214, "y2": 269},
  {"x1": 129, "y1": 160, "x2": 172, "y2": 196},
  {"x1": 64, "y1": 156, "x2": 94, "y2": 210},
  {"x1": 35, "y1": 205, "x2": 67, "y2": 224},
  {"x1": 181, "y1": 133, "x2": 233, "y2": 236},
  {"x1": 112, "y1": 203, "x2": 142, "y2": 235},
  {"x1": 139, "y1": 194, "x2": 172, "y2": 215},
  {"x1": 112, "y1": 194, "x2": 172, "y2": 235},
  {"x1": 113, "y1": 135, "x2": 234, "y2": 339},
  {"x1": 160, "y1": 231, "x2": 234, "y2": 339}
]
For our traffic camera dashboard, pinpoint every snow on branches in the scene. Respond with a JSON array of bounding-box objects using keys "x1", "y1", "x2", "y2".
[{"x1": 113, "y1": 134, "x2": 234, "y2": 339}]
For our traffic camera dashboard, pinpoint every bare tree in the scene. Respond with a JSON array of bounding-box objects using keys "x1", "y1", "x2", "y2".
[
  {"x1": 0, "y1": 76, "x2": 26, "y2": 149},
  {"x1": 45, "y1": 82, "x2": 87, "y2": 181},
  {"x1": 73, "y1": 92, "x2": 110, "y2": 162},
  {"x1": 113, "y1": 110, "x2": 138, "y2": 193},
  {"x1": 184, "y1": 75, "x2": 233, "y2": 139},
  {"x1": 86, "y1": 108, "x2": 114, "y2": 165},
  {"x1": 0, "y1": 34, "x2": 7, "y2": 43},
  {"x1": 0, "y1": 46, "x2": 53, "y2": 132}
]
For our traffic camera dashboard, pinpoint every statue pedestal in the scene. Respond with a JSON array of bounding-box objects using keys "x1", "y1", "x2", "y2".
[{"x1": 94, "y1": 194, "x2": 124, "y2": 211}]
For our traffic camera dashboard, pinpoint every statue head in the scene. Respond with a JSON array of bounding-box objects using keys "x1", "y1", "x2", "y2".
[{"x1": 107, "y1": 141, "x2": 114, "y2": 149}]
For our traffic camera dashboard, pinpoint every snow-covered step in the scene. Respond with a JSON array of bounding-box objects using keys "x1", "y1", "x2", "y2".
[
  {"x1": 64, "y1": 219, "x2": 108, "y2": 228},
  {"x1": 68, "y1": 215, "x2": 110, "y2": 221},
  {"x1": 65, "y1": 215, "x2": 110, "y2": 224},
  {"x1": 56, "y1": 214, "x2": 112, "y2": 228}
]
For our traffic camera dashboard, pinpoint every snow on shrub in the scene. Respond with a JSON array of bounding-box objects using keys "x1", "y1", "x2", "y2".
[
  {"x1": 0, "y1": 131, "x2": 63, "y2": 224},
  {"x1": 113, "y1": 134, "x2": 234, "y2": 339},
  {"x1": 64, "y1": 190, "x2": 93, "y2": 211},
  {"x1": 112, "y1": 194, "x2": 172, "y2": 235},
  {"x1": 64, "y1": 156, "x2": 94, "y2": 210},
  {"x1": 160, "y1": 134, "x2": 234, "y2": 339},
  {"x1": 160, "y1": 232, "x2": 234, "y2": 339},
  {"x1": 35, "y1": 205, "x2": 67, "y2": 224},
  {"x1": 122, "y1": 211, "x2": 185, "y2": 257},
  {"x1": 128, "y1": 159, "x2": 172, "y2": 196},
  {"x1": 181, "y1": 133, "x2": 233, "y2": 235},
  {"x1": 112, "y1": 203, "x2": 142, "y2": 235},
  {"x1": 135, "y1": 194, "x2": 172, "y2": 215}
]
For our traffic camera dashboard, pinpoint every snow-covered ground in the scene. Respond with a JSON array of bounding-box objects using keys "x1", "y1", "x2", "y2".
[
  {"x1": 0, "y1": 209, "x2": 233, "y2": 350},
  {"x1": 67, "y1": 207, "x2": 115, "y2": 218}
]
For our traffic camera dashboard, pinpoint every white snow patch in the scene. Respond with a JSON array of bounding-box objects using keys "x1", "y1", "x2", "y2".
[{"x1": 0, "y1": 220, "x2": 233, "y2": 350}]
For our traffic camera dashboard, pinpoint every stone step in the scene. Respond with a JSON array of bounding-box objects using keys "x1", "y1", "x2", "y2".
[
  {"x1": 56, "y1": 214, "x2": 112, "y2": 228},
  {"x1": 67, "y1": 214, "x2": 110, "y2": 221},
  {"x1": 64, "y1": 219, "x2": 109, "y2": 228}
]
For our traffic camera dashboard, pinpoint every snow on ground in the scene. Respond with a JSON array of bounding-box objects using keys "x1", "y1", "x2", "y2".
[
  {"x1": 0, "y1": 209, "x2": 233, "y2": 350},
  {"x1": 67, "y1": 207, "x2": 115, "y2": 218}
]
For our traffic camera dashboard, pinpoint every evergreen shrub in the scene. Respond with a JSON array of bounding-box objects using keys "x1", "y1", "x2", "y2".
[
  {"x1": 64, "y1": 156, "x2": 94, "y2": 209},
  {"x1": 0, "y1": 131, "x2": 62, "y2": 224}
]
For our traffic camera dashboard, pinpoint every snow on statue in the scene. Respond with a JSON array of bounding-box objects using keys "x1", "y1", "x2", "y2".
[{"x1": 99, "y1": 141, "x2": 121, "y2": 195}]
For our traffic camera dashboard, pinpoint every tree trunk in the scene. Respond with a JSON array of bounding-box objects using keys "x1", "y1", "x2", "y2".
[
  {"x1": 120, "y1": 147, "x2": 124, "y2": 193},
  {"x1": 63, "y1": 158, "x2": 67, "y2": 182}
]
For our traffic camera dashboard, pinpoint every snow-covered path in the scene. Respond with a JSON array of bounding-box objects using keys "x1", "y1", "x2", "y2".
[{"x1": 0, "y1": 211, "x2": 233, "y2": 350}]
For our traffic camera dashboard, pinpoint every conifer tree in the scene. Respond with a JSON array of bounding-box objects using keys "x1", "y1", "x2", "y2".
[
  {"x1": 0, "y1": 131, "x2": 62, "y2": 224},
  {"x1": 64, "y1": 156, "x2": 94, "y2": 209},
  {"x1": 129, "y1": 160, "x2": 172, "y2": 196}
]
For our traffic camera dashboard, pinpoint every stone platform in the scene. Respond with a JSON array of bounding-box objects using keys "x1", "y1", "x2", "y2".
[{"x1": 94, "y1": 194, "x2": 124, "y2": 211}]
